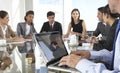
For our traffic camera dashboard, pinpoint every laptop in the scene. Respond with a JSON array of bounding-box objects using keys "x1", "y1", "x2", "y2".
[{"x1": 34, "y1": 31, "x2": 80, "y2": 72}]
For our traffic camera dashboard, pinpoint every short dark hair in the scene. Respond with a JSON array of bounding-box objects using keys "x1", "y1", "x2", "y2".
[
  {"x1": 47, "y1": 11, "x2": 55, "y2": 17},
  {"x1": 0, "y1": 10, "x2": 8, "y2": 19},
  {"x1": 26, "y1": 10, "x2": 34, "y2": 16},
  {"x1": 24, "y1": 10, "x2": 34, "y2": 21},
  {"x1": 98, "y1": 7, "x2": 104, "y2": 13}
]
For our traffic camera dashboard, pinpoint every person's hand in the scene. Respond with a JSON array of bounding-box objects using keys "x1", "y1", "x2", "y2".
[
  {"x1": 62, "y1": 34, "x2": 69, "y2": 38},
  {"x1": 70, "y1": 31, "x2": 75, "y2": 35},
  {"x1": 71, "y1": 50, "x2": 91, "y2": 59},
  {"x1": 58, "y1": 54, "x2": 82, "y2": 68},
  {"x1": 89, "y1": 36, "x2": 99, "y2": 43},
  {"x1": 81, "y1": 34, "x2": 89, "y2": 39}
]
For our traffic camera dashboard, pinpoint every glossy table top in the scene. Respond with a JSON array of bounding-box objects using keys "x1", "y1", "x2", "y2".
[{"x1": 0, "y1": 40, "x2": 35, "y2": 73}]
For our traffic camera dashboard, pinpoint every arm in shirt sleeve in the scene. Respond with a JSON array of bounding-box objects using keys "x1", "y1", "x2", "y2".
[
  {"x1": 89, "y1": 49, "x2": 112, "y2": 63},
  {"x1": 75, "y1": 59, "x2": 119, "y2": 73}
]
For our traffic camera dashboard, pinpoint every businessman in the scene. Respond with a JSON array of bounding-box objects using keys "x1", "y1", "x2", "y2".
[
  {"x1": 59, "y1": 0, "x2": 120, "y2": 73},
  {"x1": 40, "y1": 11, "x2": 63, "y2": 35}
]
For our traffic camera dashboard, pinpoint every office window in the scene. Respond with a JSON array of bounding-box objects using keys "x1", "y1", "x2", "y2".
[
  {"x1": 0, "y1": 0, "x2": 107, "y2": 32},
  {"x1": 33, "y1": 0, "x2": 107, "y2": 33},
  {"x1": 0, "y1": 0, "x2": 25, "y2": 31}
]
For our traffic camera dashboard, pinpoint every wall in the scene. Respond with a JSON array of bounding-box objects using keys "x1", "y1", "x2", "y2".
[{"x1": 0, "y1": 0, "x2": 107, "y2": 33}]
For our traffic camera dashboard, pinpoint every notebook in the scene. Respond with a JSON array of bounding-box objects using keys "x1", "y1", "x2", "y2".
[{"x1": 34, "y1": 31, "x2": 79, "y2": 72}]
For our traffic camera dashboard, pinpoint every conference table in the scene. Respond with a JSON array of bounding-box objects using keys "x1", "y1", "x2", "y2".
[
  {"x1": 0, "y1": 40, "x2": 35, "y2": 73},
  {"x1": 0, "y1": 37, "x2": 93, "y2": 73},
  {"x1": 35, "y1": 37, "x2": 93, "y2": 73}
]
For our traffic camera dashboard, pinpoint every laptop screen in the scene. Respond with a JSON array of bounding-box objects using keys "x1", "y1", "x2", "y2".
[{"x1": 35, "y1": 32, "x2": 68, "y2": 65}]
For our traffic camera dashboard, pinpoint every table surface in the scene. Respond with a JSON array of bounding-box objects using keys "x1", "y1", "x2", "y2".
[
  {"x1": 0, "y1": 38, "x2": 93, "y2": 73},
  {"x1": 0, "y1": 40, "x2": 35, "y2": 73}
]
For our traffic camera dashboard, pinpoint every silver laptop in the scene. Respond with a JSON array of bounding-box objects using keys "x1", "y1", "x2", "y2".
[{"x1": 34, "y1": 31, "x2": 80, "y2": 73}]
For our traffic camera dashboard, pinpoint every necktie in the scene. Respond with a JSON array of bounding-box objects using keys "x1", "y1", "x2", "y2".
[
  {"x1": 110, "y1": 20, "x2": 120, "y2": 70},
  {"x1": 50, "y1": 25, "x2": 53, "y2": 31}
]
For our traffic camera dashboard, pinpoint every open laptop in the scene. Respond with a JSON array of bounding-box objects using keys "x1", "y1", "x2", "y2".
[{"x1": 34, "y1": 31, "x2": 80, "y2": 72}]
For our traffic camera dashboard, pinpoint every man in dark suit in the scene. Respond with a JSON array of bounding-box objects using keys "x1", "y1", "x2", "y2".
[
  {"x1": 93, "y1": 7, "x2": 110, "y2": 41},
  {"x1": 40, "y1": 11, "x2": 63, "y2": 35}
]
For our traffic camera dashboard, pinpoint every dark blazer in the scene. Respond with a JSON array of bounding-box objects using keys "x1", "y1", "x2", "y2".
[
  {"x1": 40, "y1": 21, "x2": 63, "y2": 35},
  {"x1": 93, "y1": 22, "x2": 110, "y2": 41},
  {"x1": 93, "y1": 20, "x2": 118, "y2": 51},
  {"x1": 17, "y1": 22, "x2": 36, "y2": 37}
]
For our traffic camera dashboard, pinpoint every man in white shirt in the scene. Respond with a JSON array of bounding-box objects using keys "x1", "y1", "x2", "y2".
[{"x1": 58, "y1": 0, "x2": 120, "y2": 73}]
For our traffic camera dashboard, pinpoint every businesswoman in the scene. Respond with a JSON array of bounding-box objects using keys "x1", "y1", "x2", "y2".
[
  {"x1": 63, "y1": 8, "x2": 87, "y2": 45},
  {"x1": 17, "y1": 10, "x2": 36, "y2": 39},
  {"x1": 0, "y1": 10, "x2": 24, "y2": 42}
]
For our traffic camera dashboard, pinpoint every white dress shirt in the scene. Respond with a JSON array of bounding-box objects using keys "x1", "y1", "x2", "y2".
[
  {"x1": 75, "y1": 31, "x2": 120, "y2": 73},
  {"x1": 26, "y1": 24, "x2": 30, "y2": 35}
]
